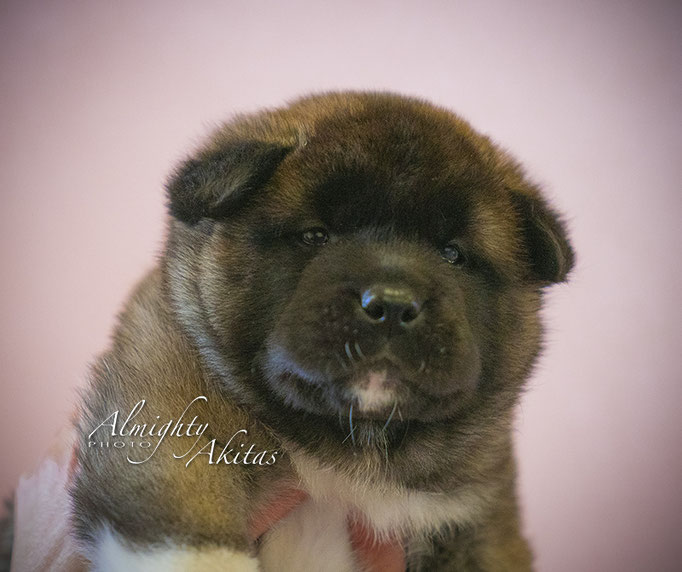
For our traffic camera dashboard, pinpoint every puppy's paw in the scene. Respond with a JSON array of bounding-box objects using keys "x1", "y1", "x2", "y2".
[{"x1": 90, "y1": 526, "x2": 260, "y2": 572}]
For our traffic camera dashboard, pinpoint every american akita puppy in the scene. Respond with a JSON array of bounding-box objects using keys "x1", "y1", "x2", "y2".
[{"x1": 71, "y1": 92, "x2": 573, "y2": 571}]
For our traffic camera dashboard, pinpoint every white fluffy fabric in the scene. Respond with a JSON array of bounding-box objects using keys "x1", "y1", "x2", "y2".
[{"x1": 10, "y1": 433, "x2": 86, "y2": 572}]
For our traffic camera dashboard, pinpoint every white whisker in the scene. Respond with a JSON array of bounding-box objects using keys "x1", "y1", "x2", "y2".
[
  {"x1": 344, "y1": 341, "x2": 354, "y2": 362},
  {"x1": 349, "y1": 403, "x2": 356, "y2": 446},
  {"x1": 383, "y1": 400, "x2": 398, "y2": 431}
]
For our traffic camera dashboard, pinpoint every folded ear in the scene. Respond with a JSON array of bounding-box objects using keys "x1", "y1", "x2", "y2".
[
  {"x1": 510, "y1": 191, "x2": 575, "y2": 284},
  {"x1": 167, "y1": 140, "x2": 292, "y2": 225}
]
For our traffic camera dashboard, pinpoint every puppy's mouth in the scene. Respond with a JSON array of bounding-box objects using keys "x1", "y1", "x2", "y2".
[
  {"x1": 260, "y1": 357, "x2": 411, "y2": 447},
  {"x1": 260, "y1": 341, "x2": 472, "y2": 427}
]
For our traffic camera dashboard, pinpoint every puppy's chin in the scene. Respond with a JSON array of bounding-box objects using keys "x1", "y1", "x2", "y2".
[{"x1": 347, "y1": 370, "x2": 400, "y2": 418}]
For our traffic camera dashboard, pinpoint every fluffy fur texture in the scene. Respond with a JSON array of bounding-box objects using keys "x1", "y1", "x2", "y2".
[
  {"x1": 90, "y1": 527, "x2": 260, "y2": 572},
  {"x1": 66, "y1": 91, "x2": 573, "y2": 571}
]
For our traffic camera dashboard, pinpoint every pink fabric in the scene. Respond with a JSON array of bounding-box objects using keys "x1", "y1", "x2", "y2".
[{"x1": 349, "y1": 517, "x2": 406, "y2": 572}]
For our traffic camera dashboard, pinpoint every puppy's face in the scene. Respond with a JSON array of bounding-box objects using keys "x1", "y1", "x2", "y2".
[{"x1": 165, "y1": 93, "x2": 573, "y2": 453}]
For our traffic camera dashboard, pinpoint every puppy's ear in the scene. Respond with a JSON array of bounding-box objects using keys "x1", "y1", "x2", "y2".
[
  {"x1": 511, "y1": 191, "x2": 575, "y2": 284},
  {"x1": 167, "y1": 141, "x2": 292, "y2": 224}
]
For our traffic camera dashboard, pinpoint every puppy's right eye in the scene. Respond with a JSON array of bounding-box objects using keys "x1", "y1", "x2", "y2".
[
  {"x1": 442, "y1": 242, "x2": 466, "y2": 265},
  {"x1": 300, "y1": 227, "x2": 329, "y2": 246}
]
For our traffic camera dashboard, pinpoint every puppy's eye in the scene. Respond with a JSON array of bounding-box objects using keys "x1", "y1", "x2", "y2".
[
  {"x1": 442, "y1": 242, "x2": 465, "y2": 265},
  {"x1": 301, "y1": 227, "x2": 329, "y2": 246}
]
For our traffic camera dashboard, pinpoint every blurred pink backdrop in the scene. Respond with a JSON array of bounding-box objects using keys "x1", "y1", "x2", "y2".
[{"x1": 1, "y1": 1, "x2": 680, "y2": 570}]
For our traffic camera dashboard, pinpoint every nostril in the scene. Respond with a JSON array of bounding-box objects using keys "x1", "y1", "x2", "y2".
[
  {"x1": 361, "y1": 291, "x2": 386, "y2": 322},
  {"x1": 400, "y1": 302, "x2": 421, "y2": 324}
]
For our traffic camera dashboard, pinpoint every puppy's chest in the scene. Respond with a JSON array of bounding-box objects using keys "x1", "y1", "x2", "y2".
[{"x1": 258, "y1": 454, "x2": 482, "y2": 572}]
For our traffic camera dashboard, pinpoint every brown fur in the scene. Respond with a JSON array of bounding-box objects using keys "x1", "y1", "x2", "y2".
[{"x1": 71, "y1": 92, "x2": 573, "y2": 570}]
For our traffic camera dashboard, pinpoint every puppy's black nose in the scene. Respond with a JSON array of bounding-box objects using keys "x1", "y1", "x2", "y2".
[{"x1": 360, "y1": 284, "x2": 422, "y2": 327}]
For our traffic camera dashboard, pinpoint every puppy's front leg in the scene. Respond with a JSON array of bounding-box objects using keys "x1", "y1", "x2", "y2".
[
  {"x1": 411, "y1": 497, "x2": 533, "y2": 572},
  {"x1": 71, "y1": 387, "x2": 279, "y2": 572},
  {"x1": 73, "y1": 437, "x2": 266, "y2": 571},
  {"x1": 72, "y1": 437, "x2": 265, "y2": 571}
]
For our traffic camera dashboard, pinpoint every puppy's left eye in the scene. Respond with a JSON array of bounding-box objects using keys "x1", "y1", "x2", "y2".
[
  {"x1": 442, "y1": 242, "x2": 465, "y2": 265},
  {"x1": 301, "y1": 227, "x2": 329, "y2": 246}
]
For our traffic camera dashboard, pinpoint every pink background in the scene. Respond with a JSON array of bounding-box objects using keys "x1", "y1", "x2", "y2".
[{"x1": 1, "y1": 1, "x2": 680, "y2": 570}]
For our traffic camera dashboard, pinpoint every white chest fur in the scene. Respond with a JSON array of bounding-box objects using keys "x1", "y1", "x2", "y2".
[{"x1": 258, "y1": 451, "x2": 487, "y2": 572}]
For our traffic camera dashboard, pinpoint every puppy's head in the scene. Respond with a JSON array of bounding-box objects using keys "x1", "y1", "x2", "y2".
[{"x1": 164, "y1": 92, "x2": 573, "y2": 454}]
